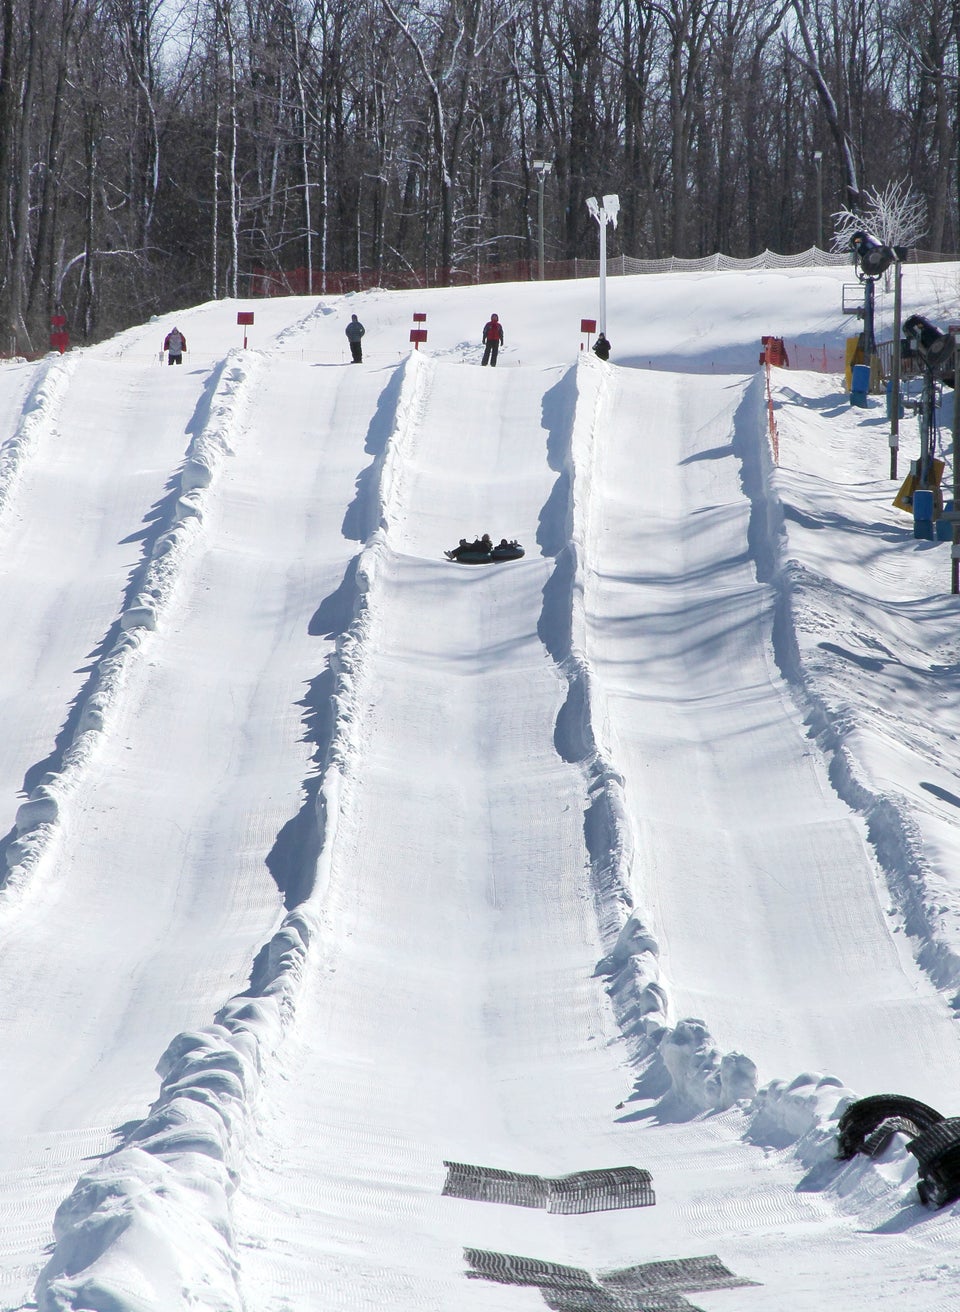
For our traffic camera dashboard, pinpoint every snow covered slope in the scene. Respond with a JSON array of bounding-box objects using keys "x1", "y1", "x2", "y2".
[{"x1": 2, "y1": 266, "x2": 960, "y2": 1311}]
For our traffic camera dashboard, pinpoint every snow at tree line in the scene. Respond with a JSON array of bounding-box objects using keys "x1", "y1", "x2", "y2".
[{"x1": 2, "y1": 265, "x2": 960, "y2": 1311}]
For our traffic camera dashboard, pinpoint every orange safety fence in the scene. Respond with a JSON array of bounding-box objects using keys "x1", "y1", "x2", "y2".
[{"x1": 764, "y1": 361, "x2": 779, "y2": 464}]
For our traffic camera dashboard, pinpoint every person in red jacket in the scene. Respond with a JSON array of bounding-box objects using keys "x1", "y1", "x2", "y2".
[
  {"x1": 164, "y1": 326, "x2": 186, "y2": 365},
  {"x1": 481, "y1": 313, "x2": 503, "y2": 366}
]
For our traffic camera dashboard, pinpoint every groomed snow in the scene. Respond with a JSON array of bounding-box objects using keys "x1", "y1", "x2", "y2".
[{"x1": 1, "y1": 265, "x2": 960, "y2": 1311}]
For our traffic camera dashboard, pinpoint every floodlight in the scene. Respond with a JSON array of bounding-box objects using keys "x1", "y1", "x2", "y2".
[
  {"x1": 903, "y1": 314, "x2": 955, "y2": 374},
  {"x1": 850, "y1": 230, "x2": 897, "y2": 278}
]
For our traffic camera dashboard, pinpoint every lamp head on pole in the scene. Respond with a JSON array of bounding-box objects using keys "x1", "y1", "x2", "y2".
[
  {"x1": 850, "y1": 230, "x2": 898, "y2": 279},
  {"x1": 533, "y1": 159, "x2": 553, "y2": 180},
  {"x1": 587, "y1": 194, "x2": 620, "y2": 227}
]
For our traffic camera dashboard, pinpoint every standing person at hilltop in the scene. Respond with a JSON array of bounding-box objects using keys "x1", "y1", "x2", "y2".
[
  {"x1": 345, "y1": 314, "x2": 365, "y2": 363},
  {"x1": 481, "y1": 313, "x2": 504, "y2": 366},
  {"x1": 164, "y1": 326, "x2": 186, "y2": 365}
]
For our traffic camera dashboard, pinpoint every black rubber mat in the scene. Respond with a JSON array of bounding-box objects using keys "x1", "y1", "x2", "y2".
[
  {"x1": 443, "y1": 1161, "x2": 655, "y2": 1212},
  {"x1": 602, "y1": 1254, "x2": 760, "y2": 1295},
  {"x1": 464, "y1": 1248, "x2": 759, "y2": 1311}
]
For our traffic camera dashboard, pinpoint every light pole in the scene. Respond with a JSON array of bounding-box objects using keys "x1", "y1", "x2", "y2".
[
  {"x1": 586, "y1": 193, "x2": 619, "y2": 335},
  {"x1": 533, "y1": 159, "x2": 552, "y2": 281},
  {"x1": 813, "y1": 150, "x2": 823, "y2": 249}
]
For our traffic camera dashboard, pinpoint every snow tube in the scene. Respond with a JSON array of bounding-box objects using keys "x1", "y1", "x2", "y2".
[
  {"x1": 836, "y1": 1094, "x2": 944, "y2": 1160},
  {"x1": 445, "y1": 543, "x2": 525, "y2": 565}
]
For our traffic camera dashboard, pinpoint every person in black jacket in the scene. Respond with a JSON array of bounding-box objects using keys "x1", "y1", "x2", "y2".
[
  {"x1": 593, "y1": 332, "x2": 611, "y2": 361},
  {"x1": 345, "y1": 314, "x2": 365, "y2": 362},
  {"x1": 481, "y1": 313, "x2": 504, "y2": 366}
]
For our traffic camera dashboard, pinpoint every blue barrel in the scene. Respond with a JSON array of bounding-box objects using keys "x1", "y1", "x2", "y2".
[
  {"x1": 914, "y1": 488, "x2": 935, "y2": 539},
  {"x1": 850, "y1": 363, "x2": 870, "y2": 407}
]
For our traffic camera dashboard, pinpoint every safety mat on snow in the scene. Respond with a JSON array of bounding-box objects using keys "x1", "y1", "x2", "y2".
[
  {"x1": 601, "y1": 1255, "x2": 760, "y2": 1297},
  {"x1": 464, "y1": 1249, "x2": 758, "y2": 1312},
  {"x1": 443, "y1": 1161, "x2": 654, "y2": 1212}
]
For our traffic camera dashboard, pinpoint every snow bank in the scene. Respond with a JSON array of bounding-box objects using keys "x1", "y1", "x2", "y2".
[
  {"x1": 0, "y1": 352, "x2": 77, "y2": 522},
  {"x1": 3, "y1": 352, "x2": 257, "y2": 897},
  {"x1": 35, "y1": 353, "x2": 428, "y2": 1312},
  {"x1": 36, "y1": 940, "x2": 301, "y2": 1312}
]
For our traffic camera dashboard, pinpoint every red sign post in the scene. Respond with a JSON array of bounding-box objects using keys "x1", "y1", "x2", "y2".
[
  {"x1": 411, "y1": 312, "x2": 427, "y2": 349},
  {"x1": 50, "y1": 314, "x2": 69, "y2": 354},
  {"x1": 580, "y1": 318, "x2": 597, "y2": 351},
  {"x1": 237, "y1": 310, "x2": 255, "y2": 348}
]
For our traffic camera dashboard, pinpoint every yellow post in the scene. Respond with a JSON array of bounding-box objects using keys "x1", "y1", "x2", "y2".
[{"x1": 844, "y1": 335, "x2": 864, "y2": 392}]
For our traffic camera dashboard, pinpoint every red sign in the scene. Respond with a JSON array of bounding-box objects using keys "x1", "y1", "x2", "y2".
[
  {"x1": 581, "y1": 318, "x2": 597, "y2": 334},
  {"x1": 413, "y1": 312, "x2": 427, "y2": 322},
  {"x1": 50, "y1": 313, "x2": 69, "y2": 353},
  {"x1": 410, "y1": 328, "x2": 428, "y2": 345},
  {"x1": 237, "y1": 311, "x2": 255, "y2": 325}
]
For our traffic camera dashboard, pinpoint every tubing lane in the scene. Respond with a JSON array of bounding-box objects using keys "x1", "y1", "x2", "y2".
[
  {"x1": 32, "y1": 353, "x2": 420, "y2": 1312},
  {"x1": 231, "y1": 359, "x2": 641, "y2": 1308}
]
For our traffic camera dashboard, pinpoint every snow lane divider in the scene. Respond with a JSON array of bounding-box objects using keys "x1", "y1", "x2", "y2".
[
  {"x1": 34, "y1": 352, "x2": 429, "y2": 1312},
  {"x1": 554, "y1": 362, "x2": 689, "y2": 1084},
  {"x1": 0, "y1": 351, "x2": 78, "y2": 525}
]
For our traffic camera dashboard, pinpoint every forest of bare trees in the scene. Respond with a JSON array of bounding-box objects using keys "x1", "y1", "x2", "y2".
[{"x1": 0, "y1": 0, "x2": 957, "y2": 351}]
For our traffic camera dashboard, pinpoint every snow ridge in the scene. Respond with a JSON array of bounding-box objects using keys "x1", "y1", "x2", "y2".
[
  {"x1": 34, "y1": 353, "x2": 426, "y2": 1312},
  {"x1": 294, "y1": 350, "x2": 425, "y2": 917},
  {"x1": 0, "y1": 352, "x2": 77, "y2": 524},
  {"x1": 2, "y1": 351, "x2": 258, "y2": 911}
]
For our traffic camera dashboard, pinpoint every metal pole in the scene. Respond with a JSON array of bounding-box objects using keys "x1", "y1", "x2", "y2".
[
  {"x1": 533, "y1": 161, "x2": 551, "y2": 282},
  {"x1": 598, "y1": 216, "x2": 607, "y2": 335},
  {"x1": 890, "y1": 257, "x2": 902, "y2": 479},
  {"x1": 537, "y1": 173, "x2": 545, "y2": 281},
  {"x1": 864, "y1": 277, "x2": 876, "y2": 359},
  {"x1": 953, "y1": 328, "x2": 960, "y2": 594},
  {"x1": 813, "y1": 151, "x2": 823, "y2": 248},
  {"x1": 920, "y1": 372, "x2": 934, "y2": 488},
  {"x1": 587, "y1": 194, "x2": 618, "y2": 339}
]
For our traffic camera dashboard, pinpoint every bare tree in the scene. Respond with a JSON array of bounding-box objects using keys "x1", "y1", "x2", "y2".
[
  {"x1": 788, "y1": 0, "x2": 861, "y2": 208},
  {"x1": 831, "y1": 177, "x2": 928, "y2": 250},
  {"x1": 380, "y1": 0, "x2": 520, "y2": 281}
]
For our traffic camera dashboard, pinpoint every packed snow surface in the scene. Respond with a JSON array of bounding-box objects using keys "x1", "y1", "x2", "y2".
[{"x1": 2, "y1": 266, "x2": 960, "y2": 1311}]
